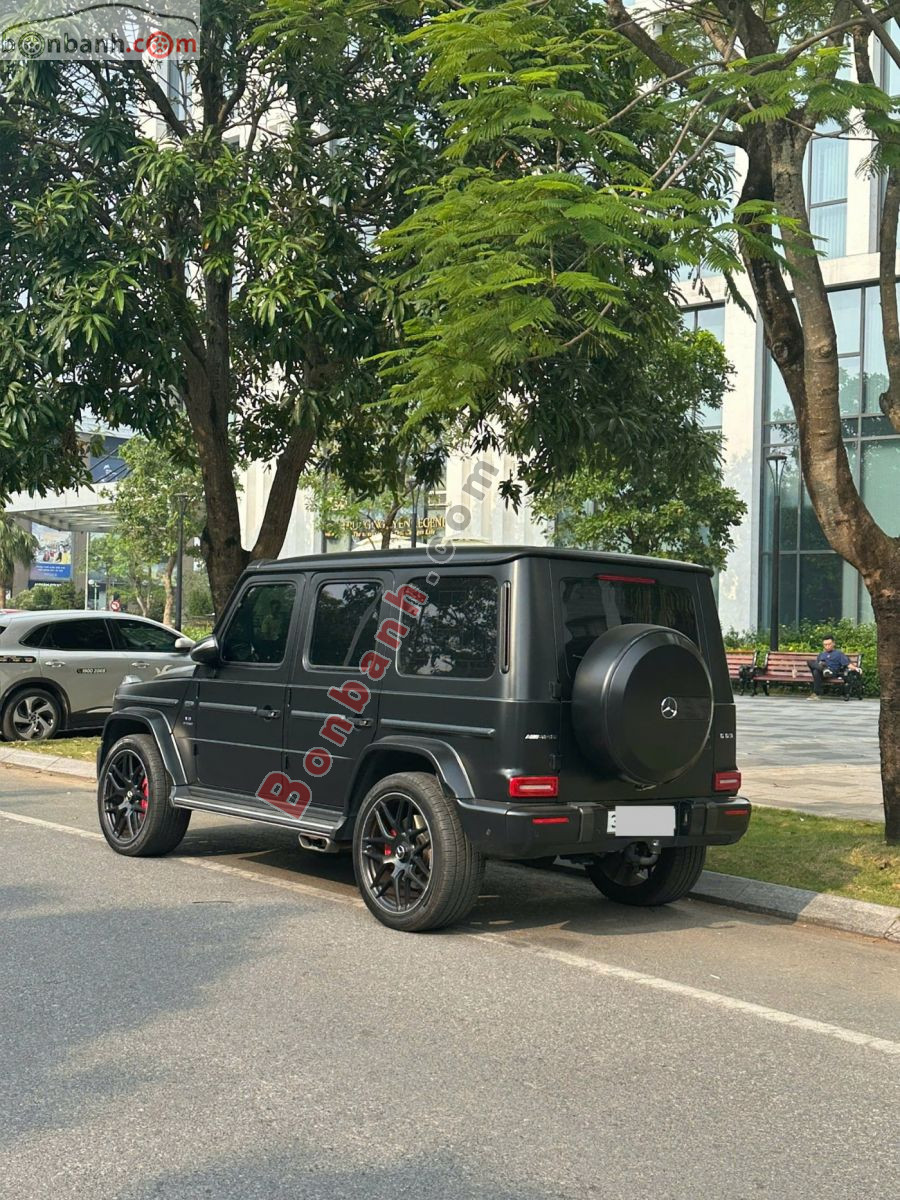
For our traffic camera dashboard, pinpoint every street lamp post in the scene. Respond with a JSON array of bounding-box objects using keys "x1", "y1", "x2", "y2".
[
  {"x1": 174, "y1": 492, "x2": 188, "y2": 631},
  {"x1": 406, "y1": 475, "x2": 419, "y2": 549},
  {"x1": 766, "y1": 454, "x2": 788, "y2": 651},
  {"x1": 320, "y1": 455, "x2": 331, "y2": 554}
]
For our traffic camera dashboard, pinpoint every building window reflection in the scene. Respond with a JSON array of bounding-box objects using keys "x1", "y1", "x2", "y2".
[{"x1": 761, "y1": 285, "x2": 900, "y2": 625}]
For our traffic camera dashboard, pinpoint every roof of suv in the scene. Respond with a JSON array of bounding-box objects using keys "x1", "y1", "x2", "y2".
[
  {"x1": 0, "y1": 610, "x2": 177, "y2": 628},
  {"x1": 247, "y1": 545, "x2": 713, "y2": 576}
]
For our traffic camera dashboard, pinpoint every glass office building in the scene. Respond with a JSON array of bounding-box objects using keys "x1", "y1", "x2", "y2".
[{"x1": 680, "y1": 90, "x2": 900, "y2": 632}]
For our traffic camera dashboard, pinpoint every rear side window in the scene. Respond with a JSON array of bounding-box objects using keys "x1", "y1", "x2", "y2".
[
  {"x1": 399, "y1": 576, "x2": 498, "y2": 679},
  {"x1": 20, "y1": 625, "x2": 49, "y2": 648},
  {"x1": 111, "y1": 620, "x2": 179, "y2": 652},
  {"x1": 309, "y1": 581, "x2": 382, "y2": 667},
  {"x1": 221, "y1": 583, "x2": 295, "y2": 665},
  {"x1": 45, "y1": 619, "x2": 113, "y2": 652},
  {"x1": 560, "y1": 575, "x2": 699, "y2": 676}
]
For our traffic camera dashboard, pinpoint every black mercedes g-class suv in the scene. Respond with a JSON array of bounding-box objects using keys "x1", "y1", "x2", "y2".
[{"x1": 96, "y1": 547, "x2": 750, "y2": 931}]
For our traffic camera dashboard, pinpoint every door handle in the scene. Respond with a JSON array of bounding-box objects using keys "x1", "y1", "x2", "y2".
[
  {"x1": 131, "y1": 661, "x2": 150, "y2": 669},
  {"x1": 256, "y1": 706, "x2": 281, "y2": 720},
  {"x1": 45, "y1": 661, "x2": 65, "y2": 669},
  {"x1": 353, "y1": 718, "x2": 372, "y2": 728}
]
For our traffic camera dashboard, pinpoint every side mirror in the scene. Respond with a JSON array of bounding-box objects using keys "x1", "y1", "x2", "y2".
[
  {"x1": 190, "y1": 634, "x2": 220, "y2": 666},
  {"x1": 174, "y1": 636, "x2": 195, "y2": 653}
]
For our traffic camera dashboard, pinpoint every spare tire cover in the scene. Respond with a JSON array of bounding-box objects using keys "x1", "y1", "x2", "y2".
[{"x1": 571, "y1": 623, "x2": 713, "y2": 787}]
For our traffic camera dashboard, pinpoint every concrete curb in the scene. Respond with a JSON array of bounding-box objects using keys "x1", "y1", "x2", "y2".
[
  {"x1": 691, "y1": 870, "x2": 900, "y2": 942},
  {"x1": 0, "y1": 746, "x2": 95, "y2": 780},
  {"x1": 2, "y1": 748, "x2": 898, "y2": 941}
]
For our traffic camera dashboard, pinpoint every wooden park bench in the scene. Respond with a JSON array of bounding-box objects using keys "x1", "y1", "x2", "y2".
[
  {"x1": 725, "y1": 651, "x2": 760, "y2": 695},
  {"x1": 751, "y1": 650, "x2": 864, "y2": 699}
]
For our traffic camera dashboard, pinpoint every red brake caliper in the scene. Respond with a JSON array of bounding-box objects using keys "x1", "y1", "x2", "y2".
[
  {"x1": 140, "y1": 777, "x2": 149, "y2": 813},
  {"x1": 385, "y1": 828, "x2": 396, "y2": 856}
]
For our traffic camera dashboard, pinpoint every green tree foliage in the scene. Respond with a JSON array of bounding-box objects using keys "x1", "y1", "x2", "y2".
[
  {"x1": 0, "y1": 0, "x2": 447, "y2": 611},
  {"x1": 0, "y1": 513, "x2": 37, "y2": 606},
  {"x1": 11, "y1": 581, "x2": 77, "y2": 610},
  {"x1": 377, "y1": 0, "x2": 744, "y2": 497},
  {"x1": 533, "y1": 329, "x2": 746, "y2": 568},
  {"x1": 101, "y1": 439, "x2": 204, "y2": 626},
  {"x1": 89, "y1": 532, "x2": 154, "y2": 617}
]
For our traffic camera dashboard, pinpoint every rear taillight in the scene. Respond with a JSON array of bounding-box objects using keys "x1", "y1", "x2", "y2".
[
  {"x1": 509, "y1": 776, "x2": 559, "y2": 799},
  {"x1": 713, "y1": 770, "x2": 742, "y2": 793}
]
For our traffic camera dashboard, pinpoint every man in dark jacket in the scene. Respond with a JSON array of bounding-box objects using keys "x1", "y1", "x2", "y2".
[{"x1": 807, "y1": 636, "x2": 860, "y2": 698}]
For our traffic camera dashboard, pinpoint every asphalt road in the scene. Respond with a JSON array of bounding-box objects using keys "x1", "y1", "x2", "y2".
[{"x1": 1, "y1": 766, "x2": 898, "y2": 1200}]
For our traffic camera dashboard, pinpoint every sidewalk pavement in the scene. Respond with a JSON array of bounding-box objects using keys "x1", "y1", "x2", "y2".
[
  {"x1": 741, "y1": 764, "x2": 883, "y2": 822},
  {"x1": 736, "y1": 695, "x2": 883, "y2": 822},
  {"x1": 0, "y1": 745, "x2": 95, "y2": 780}
]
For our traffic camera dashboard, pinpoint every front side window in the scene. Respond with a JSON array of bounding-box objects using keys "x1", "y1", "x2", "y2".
[
  {"x1": 560, "y1": 576, "x2": 699, "y2": 676},
  {"x1": 309, "y1": 581, "x2": 382, "y2": 667},
  {"x1": 46, "y1": 619, "x2": 114, "y2": 652},
  {"x1": 399, "y1": 576, "x2": 498, "y2": 679},
  {"x1": 221, "y1": 583, "x2": 295, "y2": 665},
  {"x1": 111, "y1": 620, "x2": 179, "y2": 652}
]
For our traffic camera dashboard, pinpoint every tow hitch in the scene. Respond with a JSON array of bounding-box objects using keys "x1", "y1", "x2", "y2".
[{"x1": 623, "y1": 839, "x2": 661, "y2": 868}]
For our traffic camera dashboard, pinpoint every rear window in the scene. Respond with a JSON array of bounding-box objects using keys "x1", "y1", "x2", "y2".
[
  {"x1": 560, "y1": 575, "x2": 699, "y2": 676},
  {"x1": 20, "y1": 625, "x2": 48, "y2": 648},
  {"x1": 399, "y1": 576, "x2": 498, "y2": 679}
]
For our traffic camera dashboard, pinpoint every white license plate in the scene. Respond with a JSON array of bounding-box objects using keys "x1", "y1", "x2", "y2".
[{"x1": 609, "y1": 805, "x2": 676, "y2": 837}]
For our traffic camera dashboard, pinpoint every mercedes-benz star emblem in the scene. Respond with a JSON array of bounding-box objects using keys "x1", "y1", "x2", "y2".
[{"x1": 660, "y1": 696, "x2": 678, "y2": 720}]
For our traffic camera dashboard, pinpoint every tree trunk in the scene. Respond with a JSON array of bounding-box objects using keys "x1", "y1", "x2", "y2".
[
  {"x1": 161, "y1": 554, "x2": 176, "y2": 628},
  {"x1": 870, "y1": 585, "x2": 900, "y2": 842},
  {"x1": 380, "y1": 499, "x2": 402, "y2": 550},
  {"x1": 0, "y1": 583, "x2": 6, "y2": 607}
]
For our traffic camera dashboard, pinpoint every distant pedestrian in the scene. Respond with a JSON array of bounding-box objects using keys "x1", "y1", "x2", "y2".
[{"x1": 807, "y1": 635, "x2": 860, "y2": 698}]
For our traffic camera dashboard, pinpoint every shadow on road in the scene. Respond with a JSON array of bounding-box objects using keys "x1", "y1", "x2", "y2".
[
  {"x1": 173, "y1": 821, "x2": 780, "y2": 940},
  {"x1": 113, "y1": 1147, "x2": 565, "y2": 1200}
]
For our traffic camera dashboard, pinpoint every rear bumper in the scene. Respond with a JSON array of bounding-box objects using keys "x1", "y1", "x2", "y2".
[{"x1": 456, "y1": 795, "x2": 751, "y2": 860}]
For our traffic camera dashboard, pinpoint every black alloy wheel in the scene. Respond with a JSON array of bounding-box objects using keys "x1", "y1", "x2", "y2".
[
  {"x1": 353, "y1": 772, "x2": 484, "y2": 932},
  {"x1": 100, "y1": 747, "x2": 151, "y2": 847},
  {"x1": 358, "y1": 791, "x2": 434, "y2": 916},
  {"x1": 97, "y1": 733, "x2": 190, "y2": 857}
]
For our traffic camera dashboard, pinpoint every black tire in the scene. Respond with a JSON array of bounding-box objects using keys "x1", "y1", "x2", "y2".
[
  {"x1": 586, "y1": 845, "x2": 706, "y2": 907},
  {"x1": 2, "y1": 687, "x2": 61, "y2": 742},
  {"x1": 97, "y1": 733, "x2": 190, "y2": 857},
  {"x1": 353, "y1": 771, "x2": 484, "y2": 932}
]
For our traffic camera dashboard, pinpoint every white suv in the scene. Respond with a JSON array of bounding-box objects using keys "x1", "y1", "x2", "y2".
[{"x1": 0, "y1": 610, "x2": 192, "y2": 741}]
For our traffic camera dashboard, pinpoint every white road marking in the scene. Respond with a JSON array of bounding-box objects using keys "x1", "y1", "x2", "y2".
[
  {"x1": 474, "y1": 934, "x2": 900, "y2": 1056},
  {"x1": 0, "y1": 808, "x2": 360, "y2": 907},
  {"x1": 2, "y1": 805, "x2": 898, "y2": 1057}
]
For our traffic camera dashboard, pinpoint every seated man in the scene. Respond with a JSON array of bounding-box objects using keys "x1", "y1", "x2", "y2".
[{"x1": 807, "y1": 635, "x2": 860, "y2": 698}]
